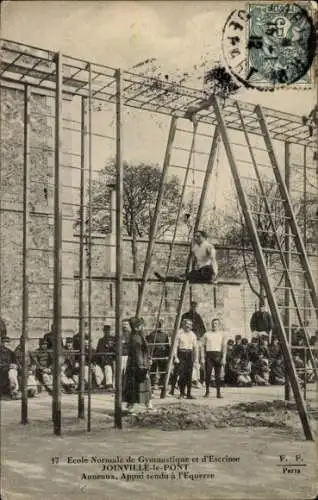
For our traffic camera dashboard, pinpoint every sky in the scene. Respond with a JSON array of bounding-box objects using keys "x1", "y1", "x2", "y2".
[{"x1": 1, "y1": 1, "x2": 317, "y2": 216}]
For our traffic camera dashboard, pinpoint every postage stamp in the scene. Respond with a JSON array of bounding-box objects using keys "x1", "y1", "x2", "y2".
[{"x1": 222, "y1": 2, "x2": 316, "y2": 90}]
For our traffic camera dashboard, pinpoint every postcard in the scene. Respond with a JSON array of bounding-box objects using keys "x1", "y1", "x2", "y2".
[{"x1": 0, "y1": 1, "x2": 317, "y2": 499}]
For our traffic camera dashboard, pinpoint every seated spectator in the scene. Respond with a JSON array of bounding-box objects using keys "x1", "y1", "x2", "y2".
[
  {"x1": 293, "y1": 353, "x2": 305, "y2": 382},
  {"x1": 225, "y1": 352, "x2": 241, "y2": 386},
  {"x1": 14, "y1": 336, "x2": 37, "y2": 397},
  {"x1": 0, "y1": 335, "x2": 21, "y2": 399},
  {"x1": 74, "y1": 335, "x2": 104, "y2": 389},
  {"x1": 259, "y1": 334, "x2": 270, "y2": 358},
  {"x1": 240, "y1": 338, "x2": 249, "y2": 358},
  {"x1": 269, "y1": 356, "x2": 285, "y2": 385},
  {"x1": 269, "y1": 338, "x2": 281, "y2": 360},
  {"x1": 237, "y1": 356, "x2": 252, "y2": 386},
  {"x1": 247, "y1": 336, "x2": 260, "y2": 363},
  {"x1": 232, "y1": 335, "x2": 243, "y2": 356},
  {"x1": 305, "y1": 360, "x2": 315, "y2": 383},
  {"x1": 291, "y1": 324, "x2": 300, "y2": 346},
  {"x1": 34, "y1": 338, "x2": 53, "y2": 394},
  {"x1": 96, "y1": 325, "x2": 116, "y2": 390},
  {"x1": 252, "y1": 352, "x2": 270, "y2": 386},
  {"x1": 0, "y1": 317, "x2": 9, "y2": 342},
  {"x1": 147, "y1": 319, "x2": 170, "y2": 392},
  {"x1": 60, "y1": 337, "x2": 77, "y2": 393}
]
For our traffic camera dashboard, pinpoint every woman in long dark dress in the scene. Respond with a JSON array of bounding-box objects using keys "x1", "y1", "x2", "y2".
[{"x1": 124, "y1": 317, "x2": 152, "y2": 413}]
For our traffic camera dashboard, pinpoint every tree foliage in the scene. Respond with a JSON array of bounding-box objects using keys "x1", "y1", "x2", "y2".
[
  {"x1": 212, "y1": 180, "x2": 316, "y2": 300},
  {"x1": 88, "y1": 160, "x2": 183, "y2": 238}
]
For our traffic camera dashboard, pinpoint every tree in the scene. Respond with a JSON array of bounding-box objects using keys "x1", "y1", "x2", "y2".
[
  {"x1": 91, "y1": 160, "x2": 182, "y2": 237},
  {"x1": 79, "y1": 160, "x2": 183, "y2": 272}
]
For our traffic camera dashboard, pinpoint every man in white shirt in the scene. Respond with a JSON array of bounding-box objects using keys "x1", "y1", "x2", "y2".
[
  {"x1": 201, "y1": 318, "x2": 227, "y2": 399},
  {"x1": 154, "y1": 230, "x2": 218, "y2": 284},
  {"x1": 173, "y1": 319, "x2": 198, "y2": 399}
]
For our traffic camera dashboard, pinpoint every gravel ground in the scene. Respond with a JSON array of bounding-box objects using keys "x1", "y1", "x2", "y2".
[{"x1": 0, "y1": 387, "x2": 316, "y2": 500}]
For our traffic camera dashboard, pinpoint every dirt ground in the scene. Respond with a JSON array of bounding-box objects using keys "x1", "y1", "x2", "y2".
[{"x1": 0, "y1": 385, "x2": 317, "y2": 500}]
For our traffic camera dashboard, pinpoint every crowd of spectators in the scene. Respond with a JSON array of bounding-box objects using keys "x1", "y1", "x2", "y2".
[{"x1": 0, "y1": 301, "x2": 317, "y2": 402}]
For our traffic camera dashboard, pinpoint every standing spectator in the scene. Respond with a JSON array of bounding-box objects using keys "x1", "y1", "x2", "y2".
[
  {"x1": 43, "y1": 323, "x2": 55, "y2": 350},
  {"x1": 173, "y1": 319, "x2": 198, "y2": 399},
  {"x1": 181, "y1": 301, "x2": 206, "y2": 339},
  {"x1": 124, "y1": 317, "x2": 152, "y2": 413},
  {"x1": 201, "y1": 318, "x2": 227, "y2": 399},
  {"x1": 250, "y1": 300, "x2": 273, "y2": 340},
  {"x1": 96, "y1": 325, "x2": 116, "y2": 390},
  {"x1": 121, "y1": 319, "x2": 131, "y2": 380},
  {"x1": 147, "y1": 319, "x2": 170, "y2": 392},
  {"x1": 43, "y1": 323, "x2": 63, "y2": 350},
  {"x1": 72, "y1": 321, "x2": 88, "y2": 351},
  {"x1": 181, "y1": 301, "x2": 206, "y2": 387}
]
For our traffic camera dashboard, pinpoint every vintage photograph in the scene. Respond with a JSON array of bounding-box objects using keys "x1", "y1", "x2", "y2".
[{"x1": 0, "y1": 1, "x2": 317, "y2": 499}]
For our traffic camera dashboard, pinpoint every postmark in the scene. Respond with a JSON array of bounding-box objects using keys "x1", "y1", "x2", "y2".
[{"x1": 222, "y1": 3, "x2": 316, "y2": 90}]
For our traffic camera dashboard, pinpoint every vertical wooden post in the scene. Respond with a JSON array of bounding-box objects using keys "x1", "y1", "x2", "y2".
[
  {"x1": 21, "y1": 84, "x2": 30, "y2": 424},
  {"x1": 87, "y1": 64, "x2": 93, "y2": 432},
  {"x1": 115, "y1": 69, "x2": 123, "y2": 429},
  {"x1": 303, "y1": 146, "x2": 307, "y2": 322},
  {"x1": 284, "y1": 141, "x2": 291, "y2": 401},
  {"x1": 78, "y1": 96, "x2": 86, "y2": 419},
  {"x1": 52, "y1": 52, "x2": 63, "y2": 436}
]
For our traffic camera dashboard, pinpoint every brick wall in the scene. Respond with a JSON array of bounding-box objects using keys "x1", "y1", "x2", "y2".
[
  {"x1": 1, "y1": 86, "x2": 316, "y2": 351},
  {"x1": 0, "y1": 88, "x2": 52, "y2": 347}
]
